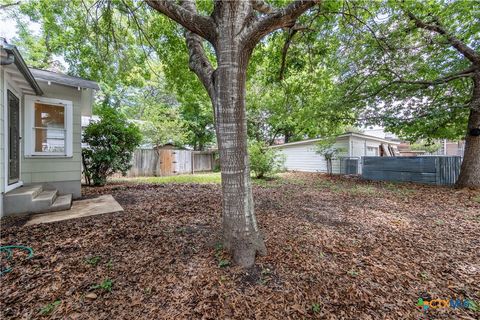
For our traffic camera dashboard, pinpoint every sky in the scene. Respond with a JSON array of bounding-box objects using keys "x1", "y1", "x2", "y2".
[
  {"x1": 0, "y1": 9, "x2": 41, "y2": 42},
  {"x1": 1, "y1": 9, "x2": 68, "y2": 69},
  {"x1": 0, "y1": 12, "x2": 19, "y2": 41}
]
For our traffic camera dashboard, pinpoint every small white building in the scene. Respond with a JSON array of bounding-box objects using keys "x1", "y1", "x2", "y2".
[
  {"x1": 1, "y1": 39, "x2": 98, "y2": 216},
  {"x1": 271, "y1": 132, "x2": 400, "y2": 174}
]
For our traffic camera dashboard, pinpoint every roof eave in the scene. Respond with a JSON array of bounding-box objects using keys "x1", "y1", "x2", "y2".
[
  {"x1": 271, "y1": 132, "x2": 400, "y2": 148},
  {"x1": 4, "y1": 44, "x2": 43, "y2": 95},
  {"x1": 29, "y1": 68, "x2": 100, "y2": 91}
]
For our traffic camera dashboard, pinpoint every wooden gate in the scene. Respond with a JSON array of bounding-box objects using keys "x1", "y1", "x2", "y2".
[{"x1": 159, "y1": 150, "x2": 174, "y2": 176}]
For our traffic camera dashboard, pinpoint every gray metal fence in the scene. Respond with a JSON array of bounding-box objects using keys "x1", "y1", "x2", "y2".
[
  {"x1": 340, "y1": 157, "x2": 360, "y2": 175},
  {"x1": 362, "y1": 156, "x2": 462, "y2": 186}
]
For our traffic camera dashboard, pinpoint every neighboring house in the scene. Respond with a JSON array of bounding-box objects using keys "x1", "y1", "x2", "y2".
[
  {"x1": 1, "y1": 39, "x2": 99, "y2": 216},
  {"x1": 423, "y1": 140, "x2": 465, "y2": 157},
  {"x1": 398, "y1": 140, "x2": 465, "y2": 157},
  {"x1": 362, "y1": 126, "x2": 465, "y2": 157},
  {"x1": 271, "y1": 132, "x2": 401, "y2": 174}
]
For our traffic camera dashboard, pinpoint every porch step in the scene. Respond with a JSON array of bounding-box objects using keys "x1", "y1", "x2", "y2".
[
  {"x1": 4, "y1": 184, "x2": 43, "y2": 199},
  {"x1": 31, "y1": 190, "x2": 58, "y2": 213},
  {"x1": 49, "y1": 194, "x2": 73, "y2": 212},
  {"x1": 3, "y1": 184, "x2": 73, "y2": 216}
]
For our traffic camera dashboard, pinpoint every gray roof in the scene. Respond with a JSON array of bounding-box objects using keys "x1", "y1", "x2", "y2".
[{"x1": 30, "y1": 68, "x2": 100, "y2": 90}]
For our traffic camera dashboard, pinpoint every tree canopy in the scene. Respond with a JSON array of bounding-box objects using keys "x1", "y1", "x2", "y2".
[{"x1": 335, "y1": 0, "x2": 478, "y2": 141}]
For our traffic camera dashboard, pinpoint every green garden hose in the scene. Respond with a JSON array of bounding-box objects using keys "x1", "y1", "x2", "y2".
[{"x1": 0, "y1": 245, "x2": 34, "y2": 276}]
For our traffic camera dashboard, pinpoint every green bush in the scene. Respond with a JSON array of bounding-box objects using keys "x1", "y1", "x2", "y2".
[
  {"x1": 248, "y1": 141, "x2": 285, "y2": 179},
  {"x1": 82, "y1": 106, "x2": 142, "y2": 186}
]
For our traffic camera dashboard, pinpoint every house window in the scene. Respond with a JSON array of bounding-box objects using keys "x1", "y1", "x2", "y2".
[
  {"x1": 34, "y1": 103, "x2": 65, "y2": 153},
  {"x1": 25, "y1": 96, "x2": 73, "y2": 157}
]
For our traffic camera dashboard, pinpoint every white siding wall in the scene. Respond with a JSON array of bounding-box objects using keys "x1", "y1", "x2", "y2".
[
  {"x1": 365, "y1": 140, "x2": 380, "y2": 156},
  {"x1": 277, "y1": 144, "x2": 327, "y2": 172},
  {"x1": 276, "y1": 137, "x2": 349, "y2": 174},
  {"x1": 275, "y1": 136, "x2": 397, "y2": 175},
  {"x1": 21, "y1": 82, "x2": 82, "y2": 197},
  {"x1": 349, "y1": 136, "x2": 381, "y2": 157}
]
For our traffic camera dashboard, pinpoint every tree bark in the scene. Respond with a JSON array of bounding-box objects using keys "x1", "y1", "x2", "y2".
[
  {"x1": 147, "y1": 0, "x2": 318, "y2": 267},
  {"x1": 211, "y1": 2, "x2": 267, "y2": 267},
  {"x1": 456, "y1": 73, "x2": 480, "y2": 188}
]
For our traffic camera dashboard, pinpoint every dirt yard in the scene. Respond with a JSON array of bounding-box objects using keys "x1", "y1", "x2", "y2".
[{"x1": 1, "y1": 173, "x2": 479, "y2": 319}]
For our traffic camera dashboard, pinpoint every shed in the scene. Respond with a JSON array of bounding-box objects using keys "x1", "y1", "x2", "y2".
[{"x1": 271, "y1": 132, "x2": 400, "y2": 174}]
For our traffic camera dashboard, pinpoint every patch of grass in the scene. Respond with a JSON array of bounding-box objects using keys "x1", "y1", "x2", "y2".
[
  {"x1": 276, "y1": 175, "x2": 307, "y2": 186},
  {"x1": 214, "y1": 243, "x2": 230, "y2": 268},
  {"x1": 347, "y1": 269, "x2": 359, "y2": 277},
  {"x1": 314, "y1": 180, "x2": 343, "y2": 193},
  {"x1": 420, "y1": 271, "x2": 429, "y2": 281},
  {"x1": 91, "y1": 278, "x2": 113, "y2": 292},
  {"x1": 348, "y1": 185, "x2": 377, "y2": 195},
  {"x1": 252, "y1": 175, "x2": 291, "y2": 188},
  {"x1": 110, "y1": 173, "x2": 221, "y2": 185},
  {"x1": 258, "y1": 267, "x2": 272, "y2": 285},
  {"x1": 473, "y1": 195, "x2": 480, "y2": 204},
  {"x1": 218, "y1": 259, "x2": 230, "y2": 268},
  {"x1": 383, "y1": 182, "x2": 416, "y2": 196},
  {"x1": 85, "y1": 256, "x2": 101, "y2": 266},
  {"x1": 311, "y1": 303, "x2": 322, "y2": 314},
  {"x1": 315, "y1": 179, "x2": 380, "y2": 196},
  {"x1": 40, "y1": 300, "x2": 61, "y2": 315}
]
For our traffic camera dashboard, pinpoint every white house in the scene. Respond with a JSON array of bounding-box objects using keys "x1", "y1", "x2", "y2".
[
  {"x1": 271, "y1": 132, "x2": 401, "y2": 174},
  {"x1": 1, "y1": 39, "x2": 99, "y2": 216}
]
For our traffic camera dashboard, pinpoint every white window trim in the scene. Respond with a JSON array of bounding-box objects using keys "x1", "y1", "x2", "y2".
[{"x1": 24, "y1": 95, "x2": 73, "y2": 158}]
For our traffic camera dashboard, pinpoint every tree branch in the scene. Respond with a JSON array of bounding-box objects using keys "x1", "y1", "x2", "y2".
[
  {"x1": 180, "y1": 0, "x2": 215, "y2": 99},
  {"x1": 251, "y1": 0, "x2": 274, "y2": 14},
  {"x1": 279, "y1": 27, "x2": 299, "y2": 80},
  {"x1": 0, "y1": 1, "x2": 20, "y2": 10},
  {"x1": 392, "y1": 66, "x2": 476, "y2": 87},
  {"x1": 406, "y1": 12, "x2": 480, "y2": 65},
  {"x1": 241, "y1": 0, "x2": 319, "y2": 48},
  {"x1": 145, "y1": 0, "x2": 215, "y2": 42},
  {"x1": 185, "y1": 31, "x2": 215, "y2": 98}
]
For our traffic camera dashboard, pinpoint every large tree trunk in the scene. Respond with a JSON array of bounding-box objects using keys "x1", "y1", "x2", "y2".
[
  {"x1": 146, "y1": 0, "x2": 318, "y2": 268},
  {"x1": 212, "y1": 4, "x2": 266, "y2": 267},
  {"x1": 456, "y1": 73, "x2": 480, "y2": 188},
  {"x1": 456, "y1": 109, "x2": 480, "y2": 188}
]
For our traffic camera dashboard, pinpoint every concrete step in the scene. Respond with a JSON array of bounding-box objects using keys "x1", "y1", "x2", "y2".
[
  {"x1": 30, "y1": 190, "x2": 58, "y2": 213},
  {"x1": 4, "y1": 185, "x2": 44, "y2": 215},
  {"x1": 48, "y1": 194, "x2": 73, "y2": 212},
  {"x1": 4, "y1": 184, "x2": 72, "y2": 216},
  {"x1": 4, "y1": 184, "x2": 43, "y2": 200}
]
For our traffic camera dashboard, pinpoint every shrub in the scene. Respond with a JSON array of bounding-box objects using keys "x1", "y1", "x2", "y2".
[
  {"x1": 316, "y1": 137, "x2": 347, "y2": 175},
  {"x1": 82, "y1": 106, "x2": 142, "y2": 186},
  {"x1": 248, "y1": 141, "x2": 285, "y2": 179}
]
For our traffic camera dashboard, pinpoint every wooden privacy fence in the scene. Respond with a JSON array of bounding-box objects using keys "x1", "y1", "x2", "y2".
[
  {"x1": 361, "y1": 156, "x2": 462, "y2": 186},
  {"x1": 119, "y1": 149, "x2": 216, "y2": 177}
]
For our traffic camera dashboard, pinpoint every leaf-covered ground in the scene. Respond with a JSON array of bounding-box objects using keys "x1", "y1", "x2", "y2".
[{"x1": 1, "y1": 173, "x2": 479, "y2": 319}]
